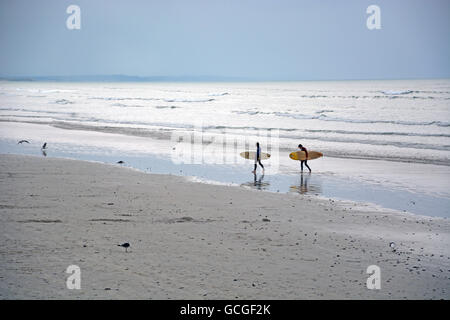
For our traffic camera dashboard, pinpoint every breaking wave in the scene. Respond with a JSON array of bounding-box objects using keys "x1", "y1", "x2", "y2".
[
  {"x1": 233, "y1": 110, "x2": 450, "y2": 127},
  {"x1": 163, "y1": 98, "x2": 215, "y2": 103},
  {"x1": 381, "y1": 90, "x2": 413, "y2": 95},
  {"x1": 54, "y1": 99, "x2": 74, "y2": 105},
  {"x1": 208, "y1": 92, "x2": 229, "y2": 96}
]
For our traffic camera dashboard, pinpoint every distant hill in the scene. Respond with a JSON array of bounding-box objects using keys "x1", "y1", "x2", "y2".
[{"x1": 0, "y1": 74, "x2": 252, "y2": 82}]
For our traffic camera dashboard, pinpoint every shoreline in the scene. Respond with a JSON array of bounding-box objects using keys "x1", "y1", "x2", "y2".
[
  {"x1": 0, "y1": 154, "x2": 449, "y2": 299},
  {"x1": 1, "y1": 121, "x2": 449, "y2": 218},
  {"x1": 1, "y1": 118, "x2": 449, "y2": 167}
]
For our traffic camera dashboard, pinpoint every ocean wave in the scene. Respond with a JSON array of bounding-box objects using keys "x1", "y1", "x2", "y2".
[
  {"x1": 203, "y1": 125, "x2": 296, "y2": 132},
  {"x1": 415, "y1": 90, "x2": 450, "y2": 94},
  {"x1": 299, "y1": 95, "x2": 329, "y2": 98},
  {"x1": 163, "y1": 98, "x2": 215, "y2": 103},
  {"x1": 155, "y1": 105, "x2": 180, "y2": 109},
  {"x1": 273, "y1": 112, "x2": 450, "y2": 127},
  {"x1": 90, "y1": 96, "x2": 215, "y2": 103},
  {"x1": 55, "y1": 99, "x2": 74, "y2": 105},
  {"x1": 304, "y1": 129, "x2": 450, "y2": 138},
  {"x1": 296, "y1": 94, "x2": 439, "y2": 100},
  {"x1": 232, "y1": 110, "x2": 268, "y2": 116},
  {"x1": 208, "y1": 92, "x2": 229, "y2": 96},
  {"x1": 315, "y1": 109, "x2": 334, "y2": 114},
  {"x1": 381, "y1": 90, "x2": 413, "y2": 95},
  {"x1": 233, "y1": 110, "x2": 450, "y2": 127},
  {"x1": 0, "y1": 107, "x2": 77, "y2": 116},
  {"x1": 277, "y1": 134, "x2": 450, "y2": 152},
  {"x1": 112, "y1": 103, "x2": 146, "y2": 108},
  {"x1": 90, "y1": 97, "x2": 160, "y2": 101},
  {"x1": 111, "y1": 102, "x2": 179, "y2": 109},
  {"x1": 15, "y1": 88, "x2": 77, "y2": 94}
]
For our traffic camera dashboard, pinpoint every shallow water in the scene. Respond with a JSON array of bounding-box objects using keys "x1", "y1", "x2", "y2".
[{"x1": 1, "y1": 133, "x2": 449, "y2": 218}]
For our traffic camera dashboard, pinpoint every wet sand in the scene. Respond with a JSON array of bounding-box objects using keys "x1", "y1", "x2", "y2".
[{"x1": 0, "y1": 154, "x2": 449, "y2": 299}]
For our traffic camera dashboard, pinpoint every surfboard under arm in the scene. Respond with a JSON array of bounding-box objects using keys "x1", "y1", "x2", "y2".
[{"x1": 289, "y1": 151, "x2": 323, "y2": 161}]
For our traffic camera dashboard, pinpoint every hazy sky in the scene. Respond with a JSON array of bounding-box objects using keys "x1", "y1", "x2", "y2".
[{"x1": 0, "y1": 0, "x2": 449, "y2": 80}]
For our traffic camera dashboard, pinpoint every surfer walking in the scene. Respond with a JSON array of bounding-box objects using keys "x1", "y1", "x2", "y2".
[
  {"x1": 298, "y1": 144, "x2": 312, "y2": 173},
  {"x1": 252, "y1": 142, "x2": 265, "y2": 173}
]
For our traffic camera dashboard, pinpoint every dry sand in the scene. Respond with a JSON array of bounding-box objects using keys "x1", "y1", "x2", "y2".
[{"x1": 0, "y1": 154, "x2": 449, "y2": 299}]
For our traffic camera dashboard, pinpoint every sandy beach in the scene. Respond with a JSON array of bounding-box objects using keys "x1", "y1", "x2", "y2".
[
  {"x1": 0, "y1": 154, "x2": 448, "y2": 299},
  {"x1": 1, "y1": 0, "x2": 449, "y2": 305}
]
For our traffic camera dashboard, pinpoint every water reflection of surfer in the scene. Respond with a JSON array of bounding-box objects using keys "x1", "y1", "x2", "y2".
[
  {"x1": 290, "y1": 172, "x2": 320, "y2": 195},
  {"x1": 253, "y1": 172, "x2": 265, "y2": 190},
  {"x1": 299, "y1": 172, "x2": 309, "y2": 194}
]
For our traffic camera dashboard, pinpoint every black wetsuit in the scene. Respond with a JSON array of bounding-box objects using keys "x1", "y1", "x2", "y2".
[
  {"x1": 254, "y1": 146, "x2": 264, "y2": 171},
  {"x1": 300, "y1": 147, "x2": 311, "y2": 172}
]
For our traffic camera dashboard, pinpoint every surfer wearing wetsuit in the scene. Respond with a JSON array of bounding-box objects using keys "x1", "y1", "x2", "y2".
[
  {"x1": 298, "y1": 144, "x2": 311, "y2": 173},
  {"x1": 252, "y1": 142, "x2": 265, "y2": 173}
]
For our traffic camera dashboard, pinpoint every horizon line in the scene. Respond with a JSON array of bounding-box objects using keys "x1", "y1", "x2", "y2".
[{"x1": 1, "y1": 74, "x2": 449, "y2": 83}]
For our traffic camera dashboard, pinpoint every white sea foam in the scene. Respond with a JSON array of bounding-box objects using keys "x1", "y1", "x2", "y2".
[{"x1": 381, "y1": 90, "x2": 413, "y2": 95}]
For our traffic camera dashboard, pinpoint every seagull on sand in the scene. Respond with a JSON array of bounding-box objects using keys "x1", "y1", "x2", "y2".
[{"x1": 118, "y1": 242, "x2": 130, "y2": 252}]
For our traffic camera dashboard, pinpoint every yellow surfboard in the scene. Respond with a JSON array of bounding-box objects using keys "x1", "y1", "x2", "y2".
[
  {"x1": 240, "y1": 151, "x2": 271, "y2": 160},
  {"x1": 289, "y1": 151, "x2": 323, "y2": 161}
]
